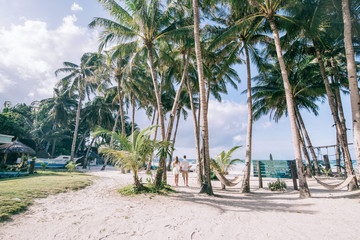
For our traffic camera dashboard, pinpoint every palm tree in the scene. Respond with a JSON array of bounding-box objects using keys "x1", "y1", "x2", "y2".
[
  {"x1": 90, "y1": 0, "x2": 190, "y2": 186},
  {"x1": 55, "y1": 52, "x2": 102, "y2": 162},
  {"x1": 192, "y1": 0, "x2": 213, "y2": 195},
  {"x1": 240, "y1": 0, "x2": 310, "y2": 198},
  {"x1": 39, "y1": 87, "x2": 77, "y2": 157},
  {"x1": 98, "y1": 126, "x2": 156, "y2": 190},
  {"x1": 341, "y1": 0, "x2": 360, "y2": 171},
  {"x1": 210, "y1": 146, "x2": 243, "y2": 190},
  {"x1": 290, "y1": 0, "x2": 357, "y2": 188},
  {"x1": 209, "y1": 4, "x2": 270, "y2": 192}
]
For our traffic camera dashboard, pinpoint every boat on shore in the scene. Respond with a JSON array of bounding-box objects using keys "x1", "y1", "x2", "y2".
[{"x1": 17, "y1": 155, "x2": 77, "y2": 168}]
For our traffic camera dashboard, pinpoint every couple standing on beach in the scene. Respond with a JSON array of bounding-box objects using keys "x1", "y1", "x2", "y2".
[{"x1": 172, "y1": 155, "x2": 191, "y2": 186}]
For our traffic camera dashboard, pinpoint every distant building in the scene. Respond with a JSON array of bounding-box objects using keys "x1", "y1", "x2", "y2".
[{"x1": 0, "y1": 134, "x2": 14, "y2": 144}]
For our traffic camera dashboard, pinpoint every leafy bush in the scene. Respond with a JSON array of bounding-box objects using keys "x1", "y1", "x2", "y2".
[
  {"x1": 268, "y1": 179, "x2": 287, "y2": 191},
  {"x1": 65, "y1": 161, "x2": 80, "y2": 172}
]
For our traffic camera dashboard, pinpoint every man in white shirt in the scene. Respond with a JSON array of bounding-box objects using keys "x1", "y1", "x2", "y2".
[{"x1": 180, "y1": 155, "x2": 191, "y2": 186}]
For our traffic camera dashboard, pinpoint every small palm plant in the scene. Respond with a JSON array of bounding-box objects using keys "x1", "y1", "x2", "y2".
[
  {"x1": 97, "y1": 126, "x2": 156, "y2": 190},
  {"x1": 210, "y1": 146, "x2": 243, "y2": 189}
]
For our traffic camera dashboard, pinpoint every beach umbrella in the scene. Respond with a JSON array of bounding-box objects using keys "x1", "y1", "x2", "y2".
[{"x1": 0, "y1": 140, "x2": 36, "y2": 166}]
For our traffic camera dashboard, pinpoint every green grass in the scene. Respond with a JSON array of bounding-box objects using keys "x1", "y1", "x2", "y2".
[
  {"x1": 117, "y1": 183, "x2": 176, "y2": 196},
  {"x1": 0, "y1": 171, "x2": 94, "y2": 221}
]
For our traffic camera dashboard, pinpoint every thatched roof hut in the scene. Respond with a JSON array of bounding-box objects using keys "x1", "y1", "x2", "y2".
[
  {"x1": 0, "y1": 140, "x2": 36, "y2": 155},
  {"x1": 0, "y1": 141, "x2": 36, "y2": 167}
]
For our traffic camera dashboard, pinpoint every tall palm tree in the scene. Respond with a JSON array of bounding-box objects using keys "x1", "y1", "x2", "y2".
[
  {"x1": 90, "y1": 0, "x2": 189, "y2": 186},
  {"x1": 55, "y1": 52, "x2": 101, "y2": 161},
  {"x1": 241, "y1": 0, "x2": 310, "y2": 198},
  {"x1": 40, "y1": 87, "x2": 77, "y2": 157},
  {"x1": 209, "y1": 4, "x2": 270, "y2": 192},
  {"x1": 192, "y1": 0, "x2": 213, "y2": 195},
  {"x1": 341, "y1": 0, "x2": 360, "y2": 170},
  {"x1": 290, "y1": 0, "x2": 357, "y2": 188}
]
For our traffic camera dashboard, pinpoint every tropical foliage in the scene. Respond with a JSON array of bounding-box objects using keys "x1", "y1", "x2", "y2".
[{"x1": 2, "y1": 0, "x2": 360, "y2": 197}]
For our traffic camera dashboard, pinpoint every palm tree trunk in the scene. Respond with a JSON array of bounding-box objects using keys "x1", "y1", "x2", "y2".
[
  {"x1": 187, "y1": 75, "x2": 203, "y2": 186},
  {"x1": 296, "y1": 115, "x2": 312, "y2": 178},
  {"x1": 342, "y1": 0, "x2": 360, "y2": 171},
  {"x1": 167, "y1": 109, "x2": 181, "y2": 171},
  {"x1": 51, "y1": 139, "x2": 56, "y2": 158},
  {"x1": 192, "y1": 0, "x2": 213, "y2": 195},
  {"x1": 313, "y1": 39, "x2": 358, "y2": 190},
  {"x1": 336, "y1": 132, "x2": 342, "y2": 174},
  {"x1": 75, "y1": 129, "x2": 90, "y2": 156},
  {"x1": 165, "y1": 51, "x2": 190, "y2": 143},
  {"x1": 148, "y1": 47, "x2": 167, "y2": 186},
  {"x1": 269, "y1": 19, "x2": 310, "y2": 198},
  {"x1": 131, "y1": 94, "x2": 135, "y2": 134},
  {"x1": 119, "y1": 93, "x2": 126, "y2": 135},
  {"x1": 240, "y1": 46, "x2": 252, "y2": 193},
  {"x1": 110, "y1": 103, "x2": 122, "y2": 146},
  {"x1": 71, "y1": 86, "x2": 83, "y2": 162},
  {"x1": 295, "y1": 107, "x2": 320, "y2": 176},
  {"x1": 146, "y1": 108, "x2": 159, "y2": 173},
  {"x1": 83, "y1": 137, "x2": 96, "y2": 169}
]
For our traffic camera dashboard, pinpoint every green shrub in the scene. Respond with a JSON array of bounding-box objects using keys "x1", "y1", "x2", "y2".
[
  {"x1": 65, "y1": 161, "x2": 80, "y2": 172},
  {"x1": 268, "y1": 179, "x2": 287, "y2": 191}
]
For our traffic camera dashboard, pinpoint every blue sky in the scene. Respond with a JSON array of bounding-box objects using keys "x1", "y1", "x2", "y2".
[{"x1": 0, "y1": 0, "x2": 355, "y2": 161}]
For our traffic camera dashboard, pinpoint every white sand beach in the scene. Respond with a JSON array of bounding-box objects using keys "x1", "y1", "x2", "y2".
[{"x1": 1, "y1": 168, "x2": 360, "y2": 240}]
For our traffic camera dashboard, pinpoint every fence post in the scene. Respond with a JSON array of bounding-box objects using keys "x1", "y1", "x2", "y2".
[{"x1": 257, "y1": 161, "x2": 263, "y2": 188}]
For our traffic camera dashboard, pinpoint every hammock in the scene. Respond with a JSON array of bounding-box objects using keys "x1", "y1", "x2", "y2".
[
  {"x1": 213, "y1": 170, "x2": 242, "y2": 187},
  {"x1": 313, "y1": 175, "x2": 355, "y2": 190}
]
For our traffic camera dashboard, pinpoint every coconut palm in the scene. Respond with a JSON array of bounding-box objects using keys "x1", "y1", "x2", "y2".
[
  {"x1": 289, "y1": 0, "x2": 357, "y2": 188},
  {"x1": 235, "y1": 0, "x2": 311, "y2": 198},
  {"x1": 55, "y1": 52, "x2": 102, "y2": 161},
  {"x1": 39, "y1": 87, "x2": 77, "y2": 157},
  {"x1": 90, "y1": 0, "x2": 193, "y2": 186},
  {"x1": 98, "y1": 126, "x2": 156, "y2": 190},
  {"x1": 208, "y1": 4, "x2": 270, "y2": 192},
  {"x1": 192, "y1": 0, "x2": 213, "y2": 195},
  {"x1": 210, "y1": 146, "x2": 243, "y2": 190},
  {"x1": 341, "y1": 0, "x2": 360, "y2": 171}
]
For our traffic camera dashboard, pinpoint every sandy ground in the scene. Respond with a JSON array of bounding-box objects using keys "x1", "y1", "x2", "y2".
[{"x1": 0, "y1": 167, "x2": 360, "y2": 240}]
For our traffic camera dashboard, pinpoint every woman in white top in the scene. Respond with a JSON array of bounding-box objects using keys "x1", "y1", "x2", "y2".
[{"x1": 172, "y1": 156, "x2": 180, "y2": 186}]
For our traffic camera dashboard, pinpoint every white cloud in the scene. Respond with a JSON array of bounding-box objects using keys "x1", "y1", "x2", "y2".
[
  {"x1": 262, "y1": 121, "x2": 272, "y2": 129},
  {"x1": 0, "y1": 15, "x2": 98, "y2": 103},
  {"x1": 71, "y1": 2, "x2": 83, "y2": 12}
]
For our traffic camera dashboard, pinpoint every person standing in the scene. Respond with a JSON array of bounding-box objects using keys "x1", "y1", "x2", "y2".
[
  {"x1": 180, "y1": 155, "x2": 191, "y2": 186},
  {"x1": 172, "y1": 156, "x2": 180, "y2": 186}
]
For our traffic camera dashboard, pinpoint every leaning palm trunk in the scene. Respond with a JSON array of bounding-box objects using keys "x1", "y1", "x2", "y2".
[
  {"x1": 146, "y1": 109, "x2": 158, "y2": 173},
  {"x1": 313, "y1": 40, "x2": 358, "y2": 190},
  {"x1": 187, "y1": 75, "x2": 203, "y2": 186},
  {"x1": 342, "y1": 0, "x2": 360, "y2": 172},
  {"x1": 83, "y1": 137, "x2": 96, "y2": 169},
  {"x1": 131, "y1": 95, "x2": 135, "y2": 134},
  {"x1": 269, "y1": 19, "x2": 310, "y2": 198},
  {"x1": 165, "y1": 52, "x2": 190, "y2": 142},
  {"x1": 240, "y1": 47, "x2": 252, "y2": 193},
  {"x1": 192, "y1": 0, "x2": 213, "y2": 195},
  {"x1": 296, "y1": 117, "x2": 312, "y2": 178},
  {"x1": 167, "y1": 109, "x2": 181, "y2": 171},
  {"x1": 102, "y1": 102, "x2": 122, "y2": 171},
  {"x1": 163, "y1": 52, "x2": 190, "y2": 178},
  {"x1": 71, "y1": 85, "x2": 83, "y2": 162},
  {"x1": 296, "y1": 107, "x2": 320, "y2": 176},
  {"x1": 147, "y1": 47, "x2": 167, "y2": 187}
]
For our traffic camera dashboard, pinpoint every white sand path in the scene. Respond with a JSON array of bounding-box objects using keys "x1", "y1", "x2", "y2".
[{"x1": 1, "y1": 168, "x2": 360, "y2": 240}]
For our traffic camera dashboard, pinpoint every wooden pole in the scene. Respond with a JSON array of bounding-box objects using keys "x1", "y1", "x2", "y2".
[
  {"x1": 290, "y1": 161, "x2": 298, "y2": 190},
  {"x1": 257, "y1": 161, "x2": 263, "y2": 188},
  {"x1": 29, "y1": 158, "x2": 35, "y2": 174}
]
